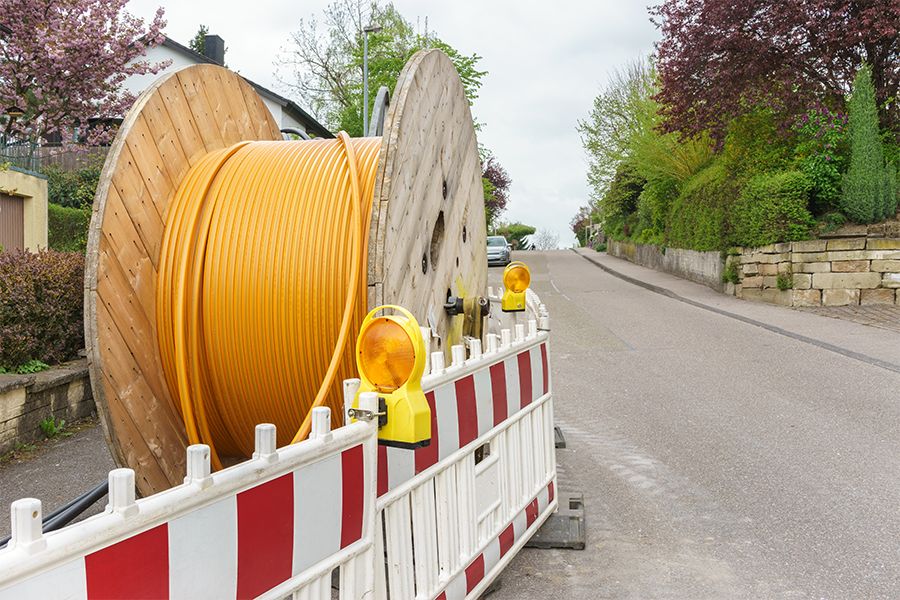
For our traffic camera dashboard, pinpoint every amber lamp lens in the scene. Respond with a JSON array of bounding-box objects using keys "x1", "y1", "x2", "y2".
[
  {"x1": 504, "y1": 265, "x2": 530, "y2": 293},
  {"x1": 358, "y1": 318, "x2": 416, "y2": 391}
]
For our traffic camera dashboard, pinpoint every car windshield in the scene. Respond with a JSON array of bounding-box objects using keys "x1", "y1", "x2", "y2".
[{"x1": 487, "y1": 237, "x2": 506, "y2": 247}]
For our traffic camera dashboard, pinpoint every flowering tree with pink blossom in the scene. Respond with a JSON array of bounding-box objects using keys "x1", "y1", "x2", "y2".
[{"x1": 0, "y1": 0, "x2": 168, "y2": 148}]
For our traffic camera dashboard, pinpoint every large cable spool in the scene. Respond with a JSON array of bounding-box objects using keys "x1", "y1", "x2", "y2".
[{"x1": 85, "y1": 50, "x2": 487, "y2": 496}]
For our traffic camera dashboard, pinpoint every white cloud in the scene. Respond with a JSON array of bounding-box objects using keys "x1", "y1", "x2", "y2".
[{"x1": 124, "y1": 0, "x2": 660, "y2": 246}]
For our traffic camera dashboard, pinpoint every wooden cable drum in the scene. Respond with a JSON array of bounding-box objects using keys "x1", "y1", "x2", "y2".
[{"x1": 85, "y1": 49, "x2": 487, "y2": 495}]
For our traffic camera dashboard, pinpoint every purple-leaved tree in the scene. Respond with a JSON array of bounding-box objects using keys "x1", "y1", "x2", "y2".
[
  {"x1": 0, "y1": 0, "x2": 168, "y2": 147},
  {"x1": 650, "y1": 0, "x2": 900, "y2": 145}
]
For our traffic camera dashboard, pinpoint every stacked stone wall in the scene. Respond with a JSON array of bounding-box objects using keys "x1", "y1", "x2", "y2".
[{"x1": 728, "y1": 239, "x2": 900, "y2": 307}]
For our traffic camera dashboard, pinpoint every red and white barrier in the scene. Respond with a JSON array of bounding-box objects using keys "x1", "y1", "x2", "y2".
[
  {"x1": 1, "y1": 292, "x2": 555, "y2": 600},
  {"x1": 0, "y1": 398, "x2": 380, "y2": 600}
]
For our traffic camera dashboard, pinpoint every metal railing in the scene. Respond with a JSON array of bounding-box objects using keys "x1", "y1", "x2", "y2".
[{"x1": 0, "y1": 136, "x2": 40, "y2": 172}]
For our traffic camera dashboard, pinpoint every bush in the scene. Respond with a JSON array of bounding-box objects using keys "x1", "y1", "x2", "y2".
[
  {"x1": 48, "y1": 203, "x2": 91, "y2": 252},
  {"x1": 731, "y1": 171, "x2": 816, "y2": 248},
  {"x1": 41, "y1": 160, "x2": 102, "y2": 209},
  {"x1": 841, "y1": 65, "x2": 899, "y2": 223},
  {"x1": 666, "y1": 162, "x2": 736, "y2": 251},
  {"x1": 0, "y1": 250, "x2": 85, "y2": 369}
]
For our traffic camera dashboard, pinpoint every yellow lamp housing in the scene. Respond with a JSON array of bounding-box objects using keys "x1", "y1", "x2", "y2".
[
  {"x1": 352, "y1": 305, "x2": 431, "y2": 449},
  {"x1": 501, "y1": 262, "x2": 531, "y2": 312}
]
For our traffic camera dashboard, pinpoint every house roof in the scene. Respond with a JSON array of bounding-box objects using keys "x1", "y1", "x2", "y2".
[{"x1": 160, "y1": 37, "x2": 333, "y2": 139}]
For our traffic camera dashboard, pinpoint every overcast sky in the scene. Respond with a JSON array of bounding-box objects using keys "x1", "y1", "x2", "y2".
[{"x1": 126, "y1": 0, "x2": 660, "y2": 247}]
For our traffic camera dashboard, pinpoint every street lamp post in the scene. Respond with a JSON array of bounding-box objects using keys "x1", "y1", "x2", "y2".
[{"x1": 363, "y1": 24, "x2": 383, "y2": 137}]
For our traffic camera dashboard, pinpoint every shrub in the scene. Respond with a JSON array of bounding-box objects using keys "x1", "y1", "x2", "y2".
[
  {"x1": 41, "y1": 159, "x2": 102, "y2": 209},
  {"x1": 0, "y1": 250, "x2": 85, "y2": 369},
  {"x1": 48, "y1": 203, "x2": 91, "y2": 253},
  {"x1": 721, "y1": 261, "x2": 740, "y2": 284},
  {"x1": 731, "y1": 171, "x2": 816, "y2": 247},
  {"x1": 794, "y1": 107, "x2": 848, "y2": 214},
  {"x1": 841, "y1": 65, "x2": 898, "y2": 223},
  {"x1": 666, "y1": 162, "x2": 736, "y2": 251}
]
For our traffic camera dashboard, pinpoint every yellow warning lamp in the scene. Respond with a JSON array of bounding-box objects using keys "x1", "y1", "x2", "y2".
[
  {"x1": 502, "y1": 262, "x2": 531, "y2": 312},
  {"x1": 352, "y1": 305, "x2": 431, "y2": 449}
]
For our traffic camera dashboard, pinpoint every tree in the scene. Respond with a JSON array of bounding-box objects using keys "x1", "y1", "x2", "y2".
[
  {"x1": 570, "y1": 206, "x2": 591, "y2": 247},
  {"x1": 532, "y1": 228, "x2": 559, "y2": 250},
  {"x1": 0, "y1": 0, "x2": 168, "y2": 147},
  {"x1": 274, "y1": 0, "x2": 486, "y2": 136},
  {"x1": 482, "y1": 155, "x2": 511, "y2": 230},
  {"x1": 650, "y1": 0, "x2": 900, "y2": 145},
  {"x1": 577, "y1": 57, "x2": 708, "y2": 223},
  {"x1": 495, "y1": 222, "x2": 535, "y2": 251},
  {"x1": 188, "y1": 24, "x2": 228, "y2": 67},
  {"x1": 842, "y1": 65, "x2": 898, "y2": 223},
  {"x1": 189, "y1": 24, "x2": 210, "y2": 54}
]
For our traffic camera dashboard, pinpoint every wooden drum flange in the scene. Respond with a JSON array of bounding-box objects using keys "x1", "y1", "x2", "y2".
[{"x1": 86, "y1": 50, "x2": 486, "y2": 496}]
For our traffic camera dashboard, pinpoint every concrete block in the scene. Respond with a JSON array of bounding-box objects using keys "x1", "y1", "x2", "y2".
[
  {"x1": 792, "y1": 289, "x2": 821, "y2": 306},
  {"x1": 743, "y1": 263, "x2": 759, "y2": 275},
  {"x1": 762, "y1": 289, "x2": 793, "y2": 306},
  {"x1": 793, "y1": 240, "x2": 827, "y2": 253},
  {"x1": 861, "y1": 289, "x2": 897, "y2": 305},
  {"x1": 774, "y1": 242, "x2": 792, "y2": 253},
  {"x1": 832, "y1": 260, "x2": 870, "y2": 272},
  {"x1": 742, "y1": 288, "x2": 762, "y2": 301},
  {"x1": 793, "y1": 262, "x2": 831, "y2": 273},
  {"x1": 793, "y1": 252, "x2": 829, "y2": 263},
  {"x1": 827, "y1": 250, "x2": 870, "y2": 261},
  {"x1": 883, "y1": 273, "x2": 900, "y2": 289},
  {"x1": 754, "y1": 253, "x2": 792, "y2": 264},
  {"x1": 724, "y1": 281, "x2": 735, "y2": 296},
  {"x1": 758, "y1": 263, "x2": 778, "y2": 276},
  {"x1": 867, "y1": 239, "x2": 900, "y2": 250},
  {"x1": 777, "y1": 262, "x2": 793, "y2": 274},
  {"x1": 822, "y1": 288, "x2": 860, "y2": 306},
  {"x1": 871, "y1": 260, "x2": 900, "y2": 273},
  {"x1": 742, "y1": 276, "x2": 763, "y2": 288},
  {"x1": 812, "y1": 272, "x2": 882, "y2": 289},
  {"x1": 793, "y1": 273, "x2": 812, "y2": 289},
  {"x1": 827, "y1": 238, "x2": 867, "y2": 251},
  {"x1": 734, "y1": 284, "x2": 743, "y2": 298},
  {"x1": 763, "y1": 276, "x2": 779, "y2": 289}
]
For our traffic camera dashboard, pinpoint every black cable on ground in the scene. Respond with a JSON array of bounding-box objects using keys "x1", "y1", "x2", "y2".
[{"x1": 0, "y1": 480, "x2": 108, "y2": 549}]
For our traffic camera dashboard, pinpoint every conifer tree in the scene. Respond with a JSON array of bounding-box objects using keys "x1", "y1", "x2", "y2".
[{"x1": 841, "y1": 65, "x2": 898, "y2": 224}]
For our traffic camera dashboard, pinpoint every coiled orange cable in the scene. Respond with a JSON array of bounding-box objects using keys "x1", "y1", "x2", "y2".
[{"x1": 157, "y1": 133, "x2": 381, "y2": 470}]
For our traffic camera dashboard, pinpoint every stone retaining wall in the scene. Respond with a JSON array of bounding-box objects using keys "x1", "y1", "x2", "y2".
[
  {"x1": 607, "y1": 240, "x2": 725, "y2": 292},
  {"x1": 0, "y1": 359, "x2": 94, "y2": 455},
  {"x1": 727, "y1": 239, "x2": 900, "y2": 307}
]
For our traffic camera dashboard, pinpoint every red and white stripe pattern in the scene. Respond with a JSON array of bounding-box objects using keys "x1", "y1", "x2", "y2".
[
  {"x1": 435, "y1": 481, "x2": 555, "y2": 600},
  {"x1": 377, "y1": 343, "x2": 550, "y2": 496},
  {"x1": 0, "y1": 446, "x2": 365, "y2": 600}
]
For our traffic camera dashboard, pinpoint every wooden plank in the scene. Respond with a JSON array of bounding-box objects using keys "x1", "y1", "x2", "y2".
[
  {"x1": 96, "y1": 300, "x2": 185, "y2": 493},
  {"x1": 177, "y1": 66, "x2": 229, "y2": 153},
  {"x1": 154, "y1": 72, "x2": 207, "y2": 165},
  {"x1": 110, "y1": 143, "x2": 165, "y2": 270},
  {"x1": 123, "y1": 114, "x2": 176, "y2": 223},
  {"x1": 140, "y1": 90, "x2": 191, "y2": 190}
]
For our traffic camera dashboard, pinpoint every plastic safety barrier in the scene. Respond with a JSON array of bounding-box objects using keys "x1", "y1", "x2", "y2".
[{"x1": 0, "y1": 295, "x2": 555, "y2": 600}]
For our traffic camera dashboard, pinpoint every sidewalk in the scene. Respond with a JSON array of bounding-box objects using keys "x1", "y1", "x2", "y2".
[{"x1": 796, "y1": 304, "x2": 900, "y2": 334}]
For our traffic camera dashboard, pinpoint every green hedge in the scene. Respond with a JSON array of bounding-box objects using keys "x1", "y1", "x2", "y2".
[
  {"x1": 665, "y1": 163, "x2": 736, "y2": 251},
  {"x1": 48, "y1": 203, "x2": 91, "y2": 253},
  {"x1": 732, "y1": 171, "x2": 816, "y2": 247}
]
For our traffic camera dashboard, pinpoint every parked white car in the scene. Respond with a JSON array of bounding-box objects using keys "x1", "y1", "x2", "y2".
[{"x1": 487, "y1": 235, "x2": 511, "y2": 266}]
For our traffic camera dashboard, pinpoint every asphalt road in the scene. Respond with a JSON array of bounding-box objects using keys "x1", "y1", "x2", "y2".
[
  {"x1": 3, "y1": 249, "x2": 899, "y2": 599},
  {"x1": 488, "y1": 249, "x2": 900, "y2": 600}
]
